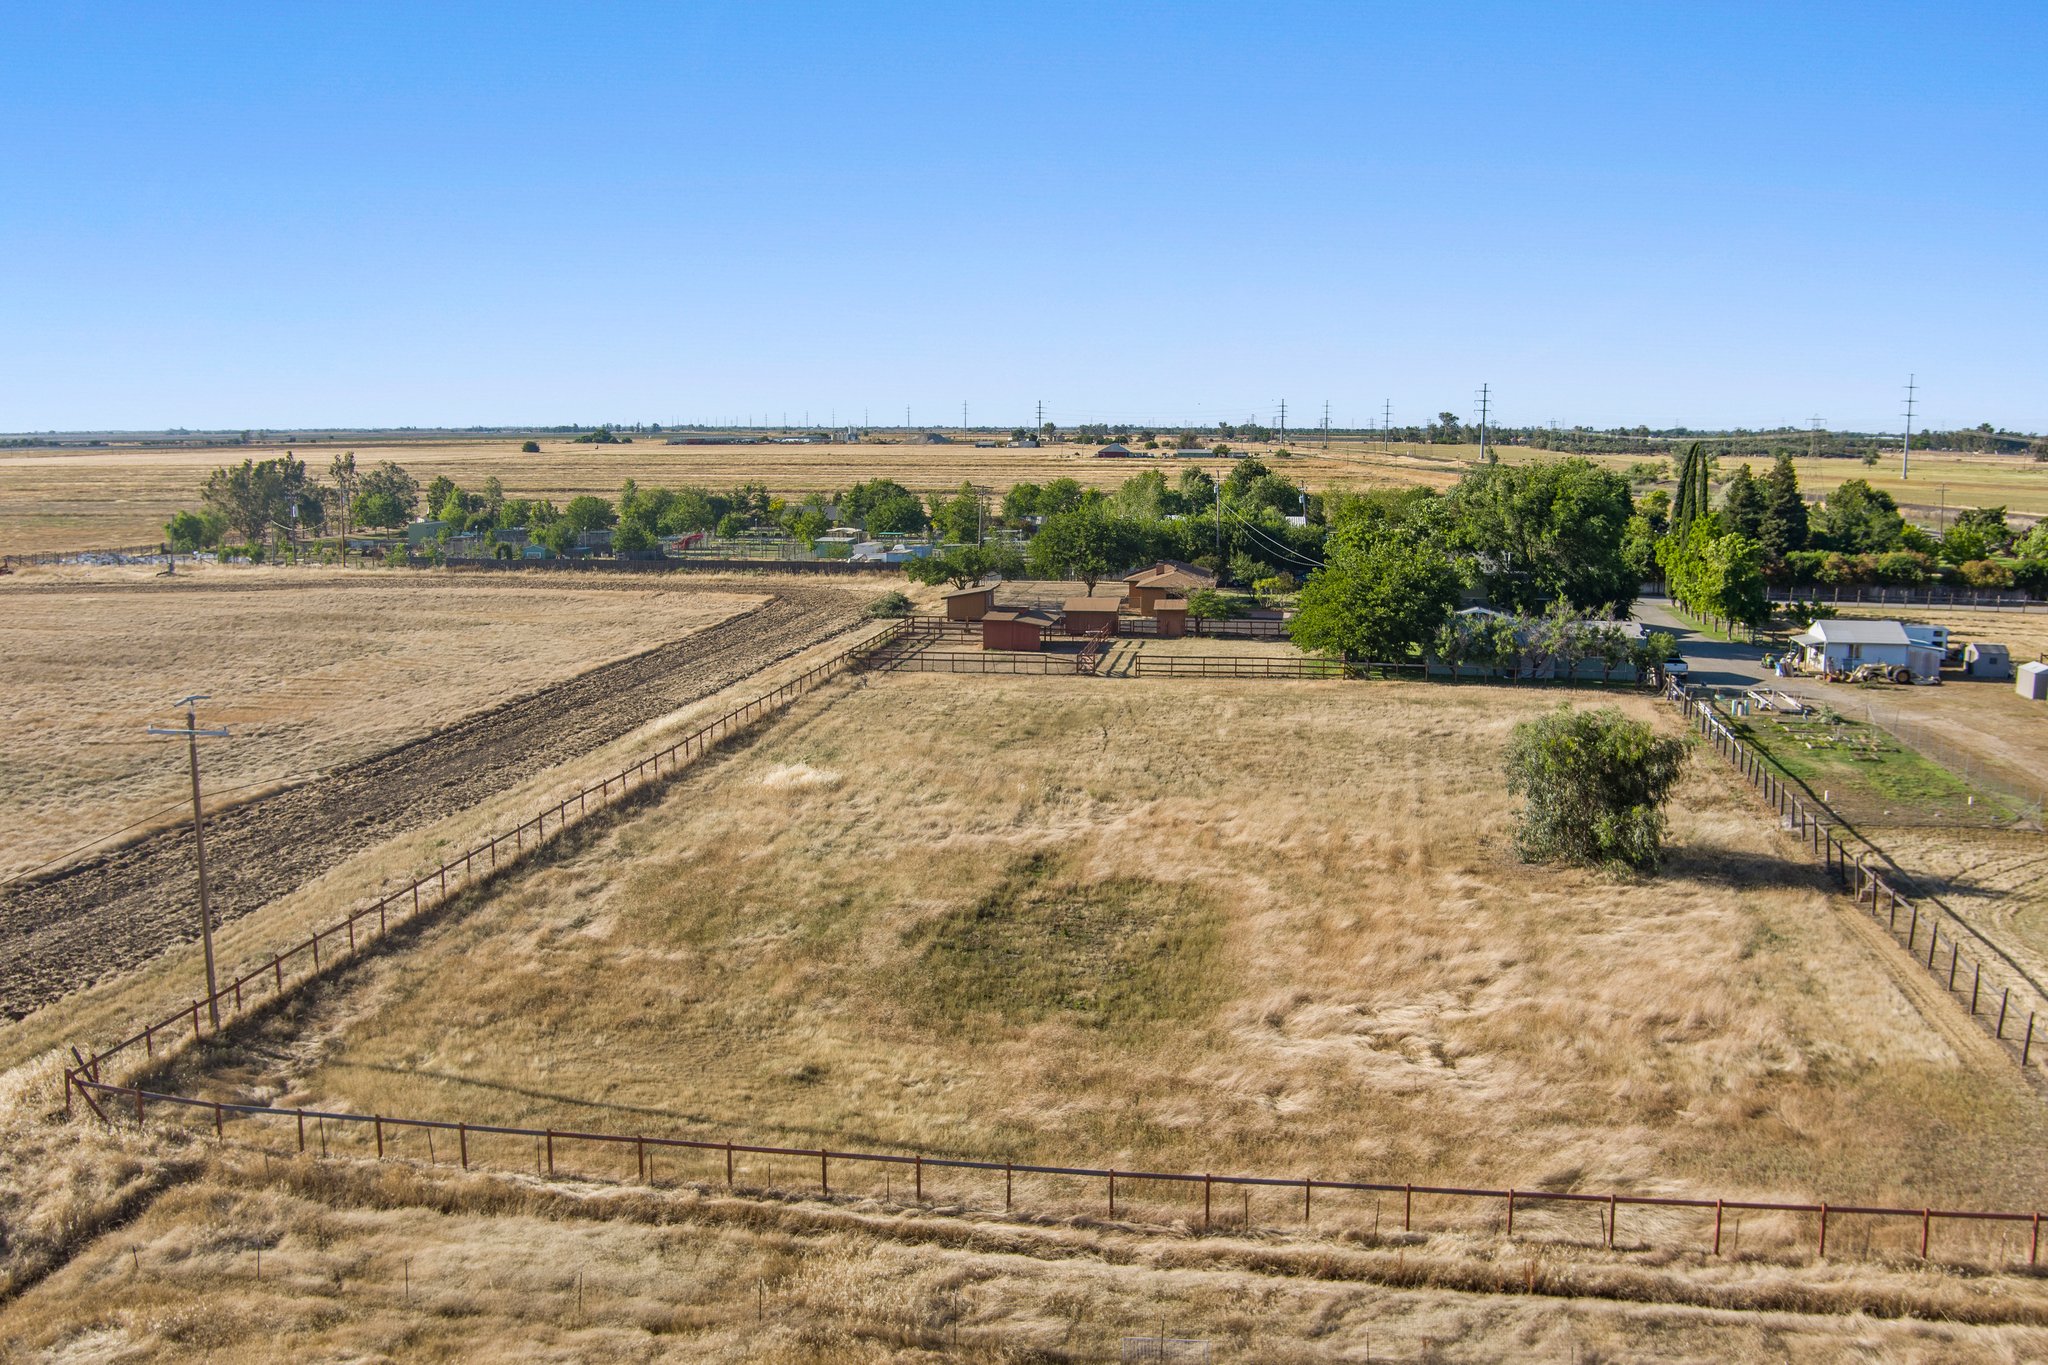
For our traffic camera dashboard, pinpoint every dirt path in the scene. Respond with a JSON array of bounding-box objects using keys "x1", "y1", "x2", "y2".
[{"x1": 0, "y1": 584, "x2": 863, "y2": 1019}]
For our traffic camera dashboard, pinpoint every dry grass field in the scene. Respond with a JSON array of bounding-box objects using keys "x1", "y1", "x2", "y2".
[
  {"x1": 154, "y1": 676, "x2": 2048, "y2": 1241},
  {"x1": 7, "y1": 1143, "x2": 2048, "y2": 1362},
  {"x1": 0, "y1": 563, "x2": 767, "y2": 879},
  {"x1": 5, "y1": 434, "x2": 2042, "y2": 555},
  {"x1": 9, "y1": 673, "x2": 2048, "y2": 1357}
]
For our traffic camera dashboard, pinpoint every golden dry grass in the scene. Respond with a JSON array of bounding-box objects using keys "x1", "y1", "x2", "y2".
[
  {"x1": 5, "y1": 434, "x2": 2040, "y2": 555},
  {"x1": 0, "y1": 563, "x2": 766, "y2": 879},
  {"x1": 6, "y1": 1145, "x2": 2048, "y2": 1362},
  {"x1": 155, "y1": 676, "x2": 2048, "y2": 1259}
]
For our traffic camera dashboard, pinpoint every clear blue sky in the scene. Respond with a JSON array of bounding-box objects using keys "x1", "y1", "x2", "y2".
[{"x1": 3, "y1": 3, "x2": 2042, "y2": 434}]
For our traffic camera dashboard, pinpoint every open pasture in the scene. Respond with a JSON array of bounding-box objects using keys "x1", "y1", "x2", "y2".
[
  {"x1": 0, "y1": 563, "x2": 768, "y2": 880},
  {"x1": 6, "y1": 434, "x2": 2040, "y2": 556},
  {"x1": 160, "y1": 674, "x2": 2048, "y2": 1258}
]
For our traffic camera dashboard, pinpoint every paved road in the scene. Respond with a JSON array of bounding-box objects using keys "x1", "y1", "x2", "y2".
[{"x1": 1633, "y1": 597, "x2": 1781, "y2": 692}]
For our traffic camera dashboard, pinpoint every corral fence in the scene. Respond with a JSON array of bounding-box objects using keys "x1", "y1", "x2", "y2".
[
  {"x1": 1665, "y1": 680, "x2": 2048, "y2": 1068},
  {"x1": 440, "y1": 556, "x2": 902, "y2": 577},
  {"x1": 1766, "y1": 584, "x2": 2043, "y2": 611},
  {"x1": 60, "y1": 618, "x2": 909, "y2": 1087},
  {"x1": 50, "y1": 618, "x2": 2048, "y2": 1275},
  {"x1": 875, "y1": 650, "x2": 1081, "y2": 675},
  {"x1": 64, "y1": 1071, "x2": 2048, "y2": 1270},
  {"x1": 2, "y1": 543, "x2": 168, "y2": 567}
]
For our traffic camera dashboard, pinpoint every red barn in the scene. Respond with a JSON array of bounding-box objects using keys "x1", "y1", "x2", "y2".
[
  {"x1": 1152, "y1": 598, "x2": 1189, "y2": 638},
  {"x1": 1062, "y1": 597, "x2": 1124, "y2": 635},
  {"x1": 943, "y1": 585, "x2": 996, "y2": 620}
]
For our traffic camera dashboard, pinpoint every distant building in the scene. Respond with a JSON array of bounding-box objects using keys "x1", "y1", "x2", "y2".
[
  {"x1": 1094, "y1": 442, "x2": 1138, "y2": 458},
  {"x1": 405, "y1": 520, "x2": 447, "y2": 548},
  {"x1": 920, "y1": 432, "x2": 952, "y2": 444}
]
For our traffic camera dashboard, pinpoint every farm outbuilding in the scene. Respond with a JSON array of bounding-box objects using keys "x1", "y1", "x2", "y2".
[
  {"x1": 2019, "y1": 661, "x2": 2048, "y2": 701},
  {"x1": 1964, "y1": 642, "x2": 2012, "y2": 680},
  {"x1": 1152, "y1": 598, "x2": 1189, "y2": 638},
  {"x1": 1790, "y1": 620, "x2": 1941, "y2": 680},
  {"x1": 981, "y1": 607, "x2": 1056, "y2": 652},
  {"x1": 1062, "y1": 597, "x2": 1124, "y2": 635},
  {"x1": 1126, "y1": 562, "x2": 1217, "y2": 614},
  {"x1": 942, "y1": 585, "x2": 996, "y2": 621}
]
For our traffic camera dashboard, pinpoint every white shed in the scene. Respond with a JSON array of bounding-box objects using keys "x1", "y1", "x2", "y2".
[
  {"x1": 1790, "y1": 619, "x2": 1941, "y2": 680},
  {"x1": 2019, "y1": 661, "x2": 2048, "y2": 702}
]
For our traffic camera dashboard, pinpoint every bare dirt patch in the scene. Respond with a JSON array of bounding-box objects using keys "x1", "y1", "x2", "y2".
[{"x1": 0, "y1": 573, "x2": 865, "y2": 1019}]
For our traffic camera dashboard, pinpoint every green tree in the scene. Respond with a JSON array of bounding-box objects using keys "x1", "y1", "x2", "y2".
[
  {"x1": 1288, "y1": 521, "x2": 1460, "y2": 663},
  {"x1": 1811, "y1": 478, "x2": 1906, "y2": 553},
  {"x1": 929, "y1": 481, "x2": 984, "y2": 543},
  {"x1": 1671, "y1": 441, "x2": 1712, "y2": 533},
  {"x1": 1756, "y1": 453, "x2": 1808, "y2": 559},
  {"x1": 614, "y1": 520, "x2": 656, "y2": 553},
  {"x1": 201, "y1": 455, "x2": 318, "y2": 543},
  {"x1": 1446, "y1": 458, "x2": 1638, "y2": 614},
  {"x1": 521, "y1": 440, "x2": 540, "y2": 453},
  {"x1": 1026, "y1": 505, "x2": 1136, "y2": 592},
  {"x1": 1941, "y1": 506, "x2": 2011, "y2": 564},
  {"x1": 1720, "y1": 463, "x2": 1765, "y2": 541},
  {"x1": 164, "y1": 508, "x2": 227, "y2": 552},
  {"x1": 1505, "y1": 705, "x2": 1689, "y2": 871},
  {"x1": 561, "y1": 495, "x2": 617, "y2": 532},
  {"x1": 1657, "y1": 519, "x2": 1769, "y2": 628},
  {"x1": 904, "y1": 542, "x2": 1024, "y2": 589}
]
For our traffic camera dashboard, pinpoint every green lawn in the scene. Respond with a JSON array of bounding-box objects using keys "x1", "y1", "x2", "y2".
[{"x1": 1730, "y1": 707, "x2": 2022, "y2": 823}]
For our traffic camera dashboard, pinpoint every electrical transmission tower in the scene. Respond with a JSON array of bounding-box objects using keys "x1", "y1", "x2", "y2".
[
  {"x1": 1902, "y1": 374, "x2": 1917, "y2": 479},
  {"x1": 1277, "y1": 399, "x2": 1287, "y2": 445},
  {"x1": 1809, "y1": 415, "x2": 1825, "y2": 459},
  {"x1": 1322, "y1": 399, "x2": 1331, "y2": 446},
  {"x1": 1475, "y1": 384, "x2": 1492, "y2": 463},
  {"x1": 1383, "y1": 399, "x2": 1391, "y2": 452}
]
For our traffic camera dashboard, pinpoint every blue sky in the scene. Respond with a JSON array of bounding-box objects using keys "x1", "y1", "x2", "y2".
[{"x1": 2, "y1": 3, "x2": 2042, "y2": 433}]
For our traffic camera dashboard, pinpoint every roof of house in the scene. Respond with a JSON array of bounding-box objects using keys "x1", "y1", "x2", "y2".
[
  {"x1": 1152, "y1": 597, "x2": 1190, "y2": 613},
  {"x1": 983, "y1": 607, "x2": 1056, "y2": 626},
  {"x1": 1063, "y1": 596, "x2": 1126, "y2": 613},
  {"x1": 1794, "y1": 620, "x2": 1912, "y2": 647},
  {"x1": 941, "y1": 584, "x2": 996, "y2": 599},
  {"x1": 1130, "y1": 569, "x2": 1212, "y2": 594},
  {"x1": 1124, "y1": 559, "x2": 1217, "y2": 586}
]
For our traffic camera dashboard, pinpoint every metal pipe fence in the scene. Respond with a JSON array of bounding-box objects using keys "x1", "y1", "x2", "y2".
[
  {"x1": 48, "y1": 620, "x2": 2048, "y2": 1276},
  {"x1": 65, "y1": 1074, "x2": 2048, "y2": 1270},
  {"x1": 1664, "y1": 680, "x2": 2048, "y2": 1066},
  {"x1": 62, "y1": 619, "x2": 909, "y2": 1090}
]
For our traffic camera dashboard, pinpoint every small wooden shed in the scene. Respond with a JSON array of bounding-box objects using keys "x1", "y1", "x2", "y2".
[
  {"x1": 1063, "y1": 597, "x2": 1124, "y2": 636},
  {"x1": 943, "y1": 585, "x2": 996, "y2": 621},
  {"x1": 1152, "y1": 598, "x2": 1189, "y2": 638},
  {"x1": 982, "y1": 607, "x2": 1056, "y2": 652}
]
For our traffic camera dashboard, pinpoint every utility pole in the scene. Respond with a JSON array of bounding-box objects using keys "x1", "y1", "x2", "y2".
[
  {"x1": 147, "y1": 697, "x2": 230, "y2": 1028},
  {"x1": 1036, "y1": 399, "x2": 1044, "y2": 433},
  {"x1": 905, "y1": 405, "x2": 911, "y2": 430},
  {"x1": 1215, "y1": 478, "x2": 1223, "y2": 561},
  {"x1": 1383, "y1": 399, "x2": 1391, "y2": 452},
  {"x1": 962, "y1": 400, "x2": 968, "y2": 432},
  {"x1": 1476, "y1": 384, "x2": 1492, "y2": 463},
  {"x1": 1902, "y1": 374, "x2": 1917, "y2": 480},
  {"x1": 1322, "y1": 399, "x2": 1330, "y2": 446}
]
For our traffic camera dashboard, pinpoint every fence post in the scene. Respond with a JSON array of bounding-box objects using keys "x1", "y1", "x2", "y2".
[
  {"x1": 1405, "y1": 1183, "x2": 1412, "y2": 1231},
  {"x1": 1999, "y1": 990, "x2": 2011, "y2": 1038},
  {"x1": 460, "y1": 1123, "x2": 468, "y2": 1169},
  {"x1": 297, "y1": 1109, "x2": 305, "y2": 1153},
  {"x1": 1607, "y1": 1193, "x2": 1617, "y2": 1249},
  {"x1": 913, "y1": 1152, "x2": 921, "y2": 1201},
  {"x1": 1971, "y1": 964, "x2": 1981, "y2": 1014},
  {"x1": 820, "y1": 1151, "x2": 828, "y2": 1196},
  {"x1": 1203, "y1": 1174, "x2": 1211, "y2": 1230},
  {"x1": 1713, "y1": 1199, "x2": 1723, "y2": 1255},
  {"x1": 1818, "y1": 1203, "x2": 1828, "y2": 1257},
  {"x1": 1109, "y1": 1170, "x2": 1116, "y2": 1216},
  {"x1": 375, "y1": 1116, "x2": 383, "y2": 1158},
  {"x1": 1921, "y1": 1208, "x2": 1931, "y2": 1259},
  {"x1": 1506, "y1": 1190, "x2": 1515, "y2": 1236},
  {"x1": 727, "y1": 1140, "x2": 735, "y2": 1187},
  {"x1": 1006, "y1": 1160, "x2": 1013, "y2": 1211},
  {"x1": 2026, "y1": 1014, "x2": 2037, "y2": 1067}
]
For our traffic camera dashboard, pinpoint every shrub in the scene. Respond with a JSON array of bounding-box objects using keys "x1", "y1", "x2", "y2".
[
  {"x1": 1505, "y1": 705, "x2": 1689, "y2": 872},
  {"x1": 865, "y1": 591, "x2": 911, "y2": 618},
  {"x1": 1958, "y1": 559, "x2": 2014, "y2": 589},
  {"x1": 521, "y1": 440, "x2": 540, "y2": 453}
]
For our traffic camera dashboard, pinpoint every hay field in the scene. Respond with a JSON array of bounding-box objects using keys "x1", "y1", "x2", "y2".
[
  {"x1": 0, "y1": 563, "x2": 766, "y2": 879},
  {"x1": 8, "y1": 434, "x2": 2039, "y2": 555},
  {"x1": 167, "y1": 675, "x2": 2048, "y2": 1245}
]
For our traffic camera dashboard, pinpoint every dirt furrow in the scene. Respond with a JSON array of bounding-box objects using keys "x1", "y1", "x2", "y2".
[{"x1": 0, "y1": 585, "x2": 863, "y2": 1019}]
